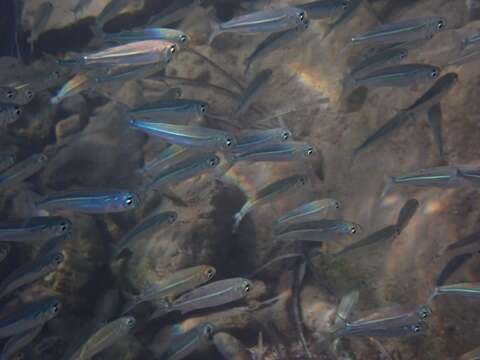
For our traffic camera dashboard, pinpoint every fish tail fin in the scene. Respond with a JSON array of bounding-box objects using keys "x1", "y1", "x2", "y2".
[
  {"x1": 148, "y1": 304, "x2": 170, "y2": 321},
  {"x1": 244, "y1": 57, "x2": 252, "y2": 75},
  {"x1": 208, "y1": 19, "x2": 221, "y2": 45},
  {"x1": 428, "y1": 288, "x2": 439, "y2": 303},
  {"x1": 232, "y1": 203, "x2": 250, "y2": 233},
  {"x1": 121, "y1": 291, "x2": 139, "y2": 314},
  {"x1": 338, "y1": 42, "x2": 352, "y2": 56},
  {"x1": 381, "y1": 175, "x2": 394, "y2": 198}
]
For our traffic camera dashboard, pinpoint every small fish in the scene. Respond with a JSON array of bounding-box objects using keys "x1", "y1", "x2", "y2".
[
  {"x1": 0, "y1": 103, "x2": 21, "y2": 126},
  {"x1": 274, "y1": 198, "x2": 340, "y2": 230},
  {"x1": 0, "y1": 154, "x2": 48, "y2": 190},
  {"x1": 233, "y1": 174, "x2": 309, "y2": 233},
  {"x1": 426, "y1": 103, "x2": 444, "y2": 159},
  {"x1": 161, "y1": 323, "x2": 215, "y2": 360},
  {"x1": 140, "y1": 145, "x2": 188, "y2": 178},
  {"x1": 0, "y1": 217, "x2": 71, "y2": 243},
  {"x1": 449, "y1": 48, "x2": 480, "y2": 66},
  {"x1": 28, "y1": 2, "x2": 54, "y2": 54},
  {"x1": 446, "y1": 231, "x2": 480, "y2": 251},
  {"x1": 0, "y1": 251, "x2": 64, "y2": 299},
  {"x1": 431, "y1": 282, "x2": 480, "y2": 299},
  {"x1": 0, "y1": 325, "x2": 43, "y2": 360},
  {"x1": 275, "y1": 219, "x2": 361, "y2": 242},
  {"x1": 347, "y1": 47, "x2": 408, "y2": 80},
  {"x1": 231, "y1": 128, "x2": 292, "y2": 154},
  {"x1": 396, "y1": 198, "x2": 419, "y2": 232},
  {"x1": 97, "y1": 27, "x2": 189, "y2": 45},
  {"x1": 298, "y1": 0, "x2": 350, "y2": 20},
  {"x1": 337, "y1": 321, "x2": 426, "y2": 338},
  {"x1": 148, "y1": 0, "x2": 201, "y2": 27},
  {"x1": 69, "y1": 316, "x2": 136, "y2": 360},
  {"x1": 351, "y1": 64, "x2": 440, "y2": 90},
  {"x1": 235, "y1": 69, "x2": 273, "y2": 116},
  {"x1": 350, "y1": 16, "x2": 446, "y2": 46},
  {"x1": 114, "y1": 211, "x2": 177, "y2": 258},
  {"x1": 51, "y1": 73, "x2": 93, "y2": 104},
  {"x1": 462, "y1": 32, "x2": 480, "y2": 51},
  {"x1": 150, "y1": 278, "x2": 251, "y2": 318},
  {"x1": 0, "y1": 86, "x2": 18, "y2": 103},
  {"x1": 145, "y1": 154, "x2": 220, "y2": 191},
  {"x1": 0, "y1": 152, "x2": 16, "y2": 173},
  {"x1": 34, "y1": 189, "x2": 140, "y2": 214},
  {"x1": 0, "y1": 244, "x2": 10, "y2": 263},
  {"x1": 93, "y1": 288, "x2": 120, "y2": 327},
  {"x1": 232, "y1": 142, "x2": 314, "y2": 163},
  {"x1": 95, "y1": 0, "x2": 131, "y2": 29},
  {"x1": 209, "y1": 7, "x2": 308, "y2": 44},
  {"x1": 322, "y1": 0, "x2": 361, "y2": 39},
  {"x1": 213, "y1": 332, "x2": 250, "y2": 360},
  {"x1": 129, "y1": 121, "x2": 236, "y2": 150},
  {"x1": 128, "y1": 99, "x2": 208, "y2": 123},
  {"x1": 122, "y1": 265, "x2": 215, "y2": 313},
  {"x1": 335, "y1": 225, "x2": 399, "y2": 256},
  {"x1": 244, "y1": 20, "x2": 309, "y2": 74},
  {"x1": 58, "y1": 40, "x2": 177, "y2": 67},
  {"x1": 332, "y1": 290, "x2": 359, "y2": 331},
  {"x1": 0, "y1": 297, "x2": 60, "y2": 339},
  {"x1": 382, "y1": 166, "x2": 466, "y2": 197},
  {"x1": 436, "y1": 253, "x2": 473, "y2": 287}
]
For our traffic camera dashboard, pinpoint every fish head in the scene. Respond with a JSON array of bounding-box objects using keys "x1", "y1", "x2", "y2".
[
  {"x1": 3, "y1": 87, "x2": 16, "y2": 101},
  {"x1": 345, "y1": 221, "x2": 361, "y2": 236},
  {"x1": 407, "y1": 322, "x2": 426, "y2": 335},
  {"x1": 41, "y1": 298, "x2": 61, "y2": 320},
  {"x1": 51, "y1": 252, "x2": 65, "y2": 266},
  {"x1": 34, "y1": 154, "x2": 49, "y2": 166},
  {"x1": 9, "y1": 105, "x2": 22, "y2": 122},
  {"x1": 119, "y1": 191, "x2": 140, "y2": 210},
  {"x1": 220, "y1": 134, "x2": 236, "y2": 150},
  {"x1": 165, "y1": 211, "x2": 178, "y2": 224},
  {"x1": 196, "y1": 101, "x2": 209, "y2": 116},
  {"x1": 426, "y1": 65, "x2": 441, "y2": 81},
  {"x1": 177, "y1": 33, "x2": 189, "y2": 45},
  {"x1": 302, "y1": 143, "x2": 315, "y2": 158},
  {"x1": 416, "y1": 305, "x2": 432, "y2": 320},
  {"x1": 19, "y1": 88, "x2": 35, "y2": 104},
  {"x1": 199, "y1": 323, "x2": 216, "y2": 340},
  {"x1": 237, "y1": 278, "x2": 253, "y2": 297},
  {"x1": 295, "y1": 174, "x2": 310, "y2": 188},
  {"x1": 294, "y1": 8, "x2": 309, "y2": 27},
  {"x1": 397, "y1": 49, "x2": 408, "y2": 61},
  {"x1": 431, "y1": 16, "x2": 447, "y2": 33},
  {"x1": 200, "y1": 265, "x2": 216, "y2": 281},
  {"x1": 122, "y1": 316, "x2": 136, "y2": 329},
  {"x1": 273, "y1": 128, "x2": 291, "y2": 142},
  {"x1": 204, "y1": 155, "x2": 220, "y2": 168},
  {"x1": 49, "y1": 217, "x2": 72, "y2": 236}
]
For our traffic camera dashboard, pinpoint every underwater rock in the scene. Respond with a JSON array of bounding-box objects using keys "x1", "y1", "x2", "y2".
[
  {"x1": 59, "y1": 94, "x2": 88, "y2": 117},
  {"x1": 55, "y1": 113, "x2": 87, "y2": 141}
]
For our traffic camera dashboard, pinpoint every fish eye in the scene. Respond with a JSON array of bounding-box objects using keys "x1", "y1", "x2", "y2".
[
  {"x1": 169, "y1": 45, "x2": 176, "y2": 54},
  {"x1": 6, "y1": 90, "x2": 14, "y2": 99},
  {"x1": 225, "y1": 137, "x2": 233, "y2": 148},
  {"x1": 298, "y1": 12, "x2": 305, "y2": 21},
  {"x1": 437, "y1": 20, "x2": 445, "y2": 30},
  {"x1": 282, "y1": 131, "x2": 289, "y2": 141},
  {"x1": 299, "y1": 176, "x2": 307, "y2": 185},
  {"x1": 412, "y1": 324, "x2": 421, "y2": 333},
  {"x1": 54, "y1": 253, "x2": 63, "y2": 263},
  {"x1": 399, "y1": 51, "x2": 407, "y2": 59},
  {"x1": 179, "y1": 35, "x2": 187, "y2": 43},
  {"x1": 208, "y1": 157, "x2": 217, "y2": 167},
  {"x1": 52, "y1": 303, "x2": 60, "y2": 313},
  {"x1": 350, "y1": 226, "x2": 357, "y2": 234},
  {"x1": 175, "y1": 89, "x2": 182, "y2": 97},
  {"x1": 168, "y1": 214, "x2": 177, "y2": 223},
  {"x1": 26, "y1": 90, "x2": 33, "y2": 99},
  {"x1": 59, "y1": 222, "x2": 69, "y2": 232},
  {"x1": 244, "y1": 283, "x2": 251, "y2": 293},
  {"x1": 124, "y1": 195, "x2": 134, "y2": 207},
  {"x1": 335, "y1": 201, "x2": 340, "y2": 209},
  {"x1": 306, "y1": 147, "x2": 314, "y2": 156},
  {"x1": 342, "y1": 1, "x2": 349, "y2": 10},
  {"x1": 39, "y1": 154, "x2": 48, "y2": 162},
  {"x1": 204, "y1": 324, "x2": 214, "y2": 337},
  {"x1": 430, "y1": 69, "x2": 438, "y2": 78},
  {"x1": 200, "y1": 104, "x2": 207, "y2": 113},
  {"x1": 126, "y1": 317, "x2": 135, "y2": 327},
  {"x1": 205, "y1": 268, "x2": 214, "y2": 279},
  {"x1": 14, "y1": 106, "x2": 21, "y2": 116}
]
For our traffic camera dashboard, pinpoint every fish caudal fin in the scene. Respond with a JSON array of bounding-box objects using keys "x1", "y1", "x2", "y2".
[
  {"x1": 381, "y1": 175, "x2": 394, "y2": 198},
  {"x1": 121, "y1": 291, "x2": 139, "y2": 314},
  {"x1": 208, "y1": 19, "x2": 221, "y2": 45}
]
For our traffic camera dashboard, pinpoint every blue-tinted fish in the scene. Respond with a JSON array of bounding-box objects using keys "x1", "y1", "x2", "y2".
[
  {"x1": 231, "y1": 128, "x2": 292, "y2": 154},
  {"x1": 0, "y1": 217, "x2": 71, "y2": 243},
  {"x1": 0, "y1": 103, "x2": 21, "y2": 126},
  {"x1": 275, "y1": 219, "x2": 361, "y2": 242},
  {"x1": 145, "y1": 153, "x2": 220, "y2": 191},
  {"x1": 0, "y1": 297, "x2": 60, "y2": 339},
  {"x1": 69, "y1": 316, "x2": 136, "y2": 360},
  {"x1": 233, "y1": 174, "x2": 309, "y2": 233},
  {"x1": 0, "y1": 251, "x2": 64, "y2": 299},
  {"x1": 274, "y1": 199, "x2": 340, "y2": 229},
  {"x1": 350, "y1": 16, "x2": 446, "y2": 46},
  {"x1": 114, "y1": 211, "x2": 177, "y2": 258},
  {"x1": 232, "y1": 142, "x2": 314, "y2": 163},
  {"x1": 35, "y1": 189, "x2": 140, "y2": 214},
  {"x1": 97, "y1": 27, "x2": 189, "y2": 45},
  {"x1": 347, "y1": 48, "x2": 408, "y2": 81},
  {"x1": 209, "y1": 7, "x2": 308, "y2": 44},
  {"x1": 351, "y1": 64, "x2": 440, "y2": 90},
  {"x1": 128, "y1": 99, "x2": 208, "y2": 123},
  {"x1": 11, "y1": 63, "x2": 71, "y2": 94},
  {"x1": 0, "y1": 154, "x2": 47, "y2": 189},
  {"x1": 140, "y1": 145, "x2": 188, "y2": 178},
  {"x1": 161, "y1": 323, "x2": 215, "y2": 360},
  {"x1": 0, "y1": 152, "x2": 16, "y2": 173},
  {"x1": 235, "y1": 69, "x2": 272, "y2": 116},
  {"x1": 129, "y1": 121, "x2": 236, "y2": 151},
  {"x1": 298, "y1": 0, "x2": 349, "y2": 20},
  {"x1": 0, "y1": 325, "x2": 43, "y2": 360},
  {"x1": 431, "y1": 282, "x2": 480, "y2": 299},
  {"x1": 148, "y1": 0, "x2": 201, "y2": 27}
]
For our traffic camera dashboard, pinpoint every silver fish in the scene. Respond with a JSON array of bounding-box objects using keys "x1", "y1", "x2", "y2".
[
  {"x1": 337, "y1": 321, "x2": 426, "y2": 338},
  {"x1": 235, "y1": 69, "x2": 272, "y2": 116},
  {"x1": 151, "y1": 278, "x2": 252, "y2": 318},
  {"x1": 58, "y1": 40, "x2": 177, "y2": 67},
  {"x1": 93, "y1": 288, "x2": 120, "y2": 327},
  {"x1": 0, "y1": 325, "x2": 43, "y2": 360},
  {"x1": 244, "y1": 20, "x2": 309, "y2": 73},
  {"x1": 148, "y1": 0, "x2": 201, "y2": 27},
  {"x1": 129, "y1": 121, "x2": 236, "y2": 150},
  {"x1": 436, "y1": 253, "x2": 473, "y2": 287},
  {"x1": 11, "y1": 86, "x2": 35, "y2": 106},
  {"x1": 322, "y1": 0, "x2": 361, "y2": 39},
  {"x1": 0, "y1": 244, "x2": 10, "y2": 264},
  {"x1": 128, "y1": 99, "x2": 208, "y2": 123},
  {"x1": 275, "y1": 219, "x2": 361, "y2": 242},
  {"x1": 140, "y1": 145, "x2": 188, "y2": 178},
  {"x1": 274, "y1": 198, "x2": 340, "y2": 230},
  {"x1": 298, "y1": 0, "x2": 350, "y2": 20},
  {"x1": 382, "y1": 166, "x2": 466, "y2": 197},
  {"x1": 0, "y1": 103, "x2": 21, "y2": 126},
  {"x1": 35, "y1": 189, "x2": 140, "y2": 214},
  {"x1": 209, "y1": 7, "x2": 308, "y2": 44},
  {"x1": 347, "y1": 47, "x2": 408, "y2": 80},
  {"x1": 0, "y1": 152, "x2": 16, "y2": 173},
  {"x1": 97, "y1": 27, "x2": 189, "y2": 45},
  {"x1": 231, "y1": 128, "x2": 292, "y2": 154},
  {"x1": 69, "y1": 316, "x2": 135, "y2": 360},
  {"x1": 0, "y1": 87, "x2": 18, "y2": 103},
  {"x1": 95, "y1": 0, "x2": 130, "y2": 29},
  {"x1": 232, "y1": 142, "x2": 314, "y2": 163},
  {"x1": 335, "y1": 225, "x2": 399, "y2": 256},
  {"x1": 431, "y1": 282, "x2": 480, "y2": 299},
  {"x1": 350, "y1": 16, "x2": 446, "y2": 46},
  {"x1": 213, "y1": 332, "x2": 251, "y2": 360},
  {"x1": 0, "y1": 251, "x2": 64, "y2": 299},
  {"x1": 351, "y1": 64, "x2": 440, "y2": 89},
  {"x1": 396, "y1": 198, "x2": 419, "y2": 232},
  {"x1": 114, "y1": 211, "x2": 177, "y2": 258},
  {"x1": 161, "y1": 323, "x2": 215, "y2": 360},
  {"x1": 28, "y1": 2, "x2": 54, "y2": 54},
  {"x1": 145, "y1": 153, "x2": 220, "y2": 191},
  {"x1": 233, "y1": 174, "x2": 309, "y2": 233},
  {"x1": 123, "y1": 265, "x2": 215, "y2": 313},
  {"x1": 0, "y1": 297, "x2": 60, "y2": 339},
  {"x1": 0, "y1": 154, "x2": 47, "y2": 189},
  {"x1": 0, "y1": 217, "x2": 71, "y2": 243}
]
